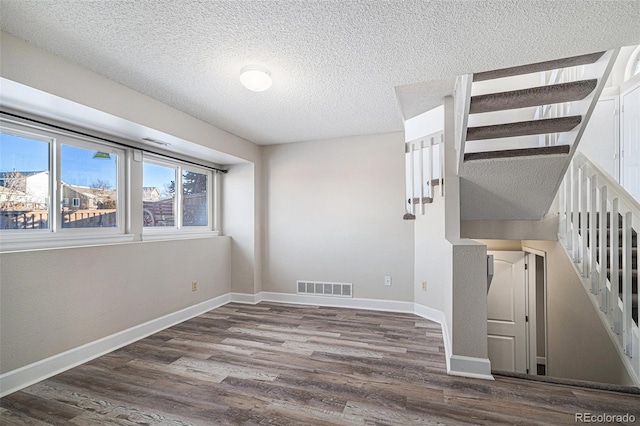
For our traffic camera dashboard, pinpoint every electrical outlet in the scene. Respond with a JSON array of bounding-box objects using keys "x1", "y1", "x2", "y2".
[
  {"x1": 422, "y1": 281, "x2": 427, "y2": 291},
  {"x1": 384, "y1": 276, "x2": 392, "y2": 286},
  {"x1": 192, "y1": 281, "x2": 198, "y2": 292}
]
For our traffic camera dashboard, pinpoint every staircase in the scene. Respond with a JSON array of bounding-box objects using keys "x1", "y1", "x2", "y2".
[
  {"x1": 560, "y1": 152, "x2": 640, "y2": 386},
  {"x1": 450, "y1": 48, "x2": 640, "y2": 385},
  {"x1": 454, "y1": 50, "x2": 619, "y2": 220},
  {"x1": 579, "y1": 212, "x2": 638, "y2": 323}
]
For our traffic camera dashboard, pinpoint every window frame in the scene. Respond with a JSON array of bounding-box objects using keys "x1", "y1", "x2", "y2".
[
  {"x1": 142, "y1": 154, "x2": 217, "y2": 240},
  {"x1": 0, "y1": 118, "x2": 132, "y2": 251}
]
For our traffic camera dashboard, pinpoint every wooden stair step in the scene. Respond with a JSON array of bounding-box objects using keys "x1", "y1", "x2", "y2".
[
  {"x1": 492, "y1": 370, "x2": 640, "y2": 395},
  {"x1": 469, "y1": 80, "x2": 598, "y2": 114},
  {"x1": 463, "y1": 145, "x2": 569, "y2": 162},
  {"x1": 473, "y1": 51, "x2": 606, "y2": 82},
  {"x1": 467, "y1": 116, "x2": 582, "y2": 141}
]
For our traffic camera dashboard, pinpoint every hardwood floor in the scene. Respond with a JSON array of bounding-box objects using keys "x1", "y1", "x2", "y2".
[{"x1": 2, "y1": 302, "x2": 639, "y2": 425}]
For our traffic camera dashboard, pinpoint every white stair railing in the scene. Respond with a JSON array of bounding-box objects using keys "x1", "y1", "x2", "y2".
[
  {"x1": 559, "y1": 152, "x2": 640, "y2": 385},
  {"x1": 405, "y1": 132, "x2": 444, "y2": 216}
]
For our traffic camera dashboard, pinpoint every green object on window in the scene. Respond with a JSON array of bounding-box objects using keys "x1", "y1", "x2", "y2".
[{"x1": 93, "y1": 152, "x2": 111, "y2": 159}]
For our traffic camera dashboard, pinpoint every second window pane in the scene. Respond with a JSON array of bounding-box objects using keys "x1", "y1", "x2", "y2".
[
  {"x1": 143, "y1": 162, "x2": 176, "y2": 227},
  {"x1": 182, "y1": 170, "x2": 208, "y2": 226},
  {"x1": 61, "y1": 144, "x2": 118, "y2": 228}
]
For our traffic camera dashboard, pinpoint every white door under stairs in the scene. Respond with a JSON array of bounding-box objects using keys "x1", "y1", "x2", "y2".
[{"x1": 487, "y1": 251, "x2": 527, "y2": 373}]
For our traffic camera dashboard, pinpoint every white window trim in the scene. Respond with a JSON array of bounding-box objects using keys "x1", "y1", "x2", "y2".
[
  {"x1": 57, "y1": 134, "x2": 126, "y2": 235},
  {"x1": 1, "y1": 118, "x2": 132, "y2": 252},
  {"x1": 0, "y1": 231, "x2": 135, "y2": 252},
  {"x1": 142, "y1": 154, "x2": 216, "y2": 236}
]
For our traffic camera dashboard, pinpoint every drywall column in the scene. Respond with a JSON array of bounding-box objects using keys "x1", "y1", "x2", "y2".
[
  {"x1": 444, "y1": 96, "x2": 492, "y2": 379},
  {"x1": 222, "y1": 162, "x2": 256, "y2": 295}
]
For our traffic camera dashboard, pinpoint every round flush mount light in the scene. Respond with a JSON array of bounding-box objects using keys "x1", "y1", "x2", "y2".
[{"x1": 239, "y1": 65, "x2": 272, "y2": 92}]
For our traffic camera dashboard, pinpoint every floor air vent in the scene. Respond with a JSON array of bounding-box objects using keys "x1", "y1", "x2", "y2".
[{"x1": 297, "y1": 280, "x2": 352, "y2": 298}]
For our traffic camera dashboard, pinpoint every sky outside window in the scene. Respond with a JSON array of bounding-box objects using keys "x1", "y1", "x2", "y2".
[
  {"x1": 0, "y1": 133, "x2": 49, "y2": 173},
  {"x1": 143, "y1": 162, "x2": 176, "y2": 199},
  {"x1": 61, "y1": 144, "x2": 117, "y2": 188}
]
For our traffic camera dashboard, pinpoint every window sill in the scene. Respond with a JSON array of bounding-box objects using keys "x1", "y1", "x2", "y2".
[
  {"x1": 142, "y1": 230, "x2": 220, "y2": 242},
  {"x1": 0, "y1": 232, "x2": 135, "y2": 253}
]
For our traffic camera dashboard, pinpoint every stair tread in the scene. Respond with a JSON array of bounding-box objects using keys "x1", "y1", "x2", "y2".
[
  {"x1": 467, "y1": 116, "x2": 582, "y2": 141},
  {"x1": 473, "y1": 51, "x2": 606, "y2": 82},
  {"x1": 469, "y1": 80, "x2": 598, "y2": 114},
  {"x1": 492, "y1": 370, "x2": 640, "y2": 395},
  {"x1": 463, "y1": 144, "x2": 570, "y2": 162}
]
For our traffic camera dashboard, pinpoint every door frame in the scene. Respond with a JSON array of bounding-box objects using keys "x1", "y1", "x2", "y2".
[
  {"x1": 621, "y1": 79, "x2": 640, "y2": 199},
  {"x1": 523, "y1": 246, "x2": 548, "y2": 375}
]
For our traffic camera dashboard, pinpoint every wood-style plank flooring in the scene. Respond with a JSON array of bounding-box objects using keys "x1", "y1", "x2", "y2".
[{"x1": 2, "y1": 302, "x2": 639, "y2": 425}]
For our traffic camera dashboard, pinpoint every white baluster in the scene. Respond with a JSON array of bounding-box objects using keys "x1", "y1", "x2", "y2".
[
  {"x1": 418, "y1": 140, "x2": 424, "y2": 215},
  {"x1": 611, "y1": 199, "x2": 621, "y2": 335},
  {"x1": 599, "y1": 185, "x2": 608, "y2": 312},
  {"x1": 589, "y1": 175, "x2": 597, "y2": 291},
  {"x1": 622, "y1": 211, "x2": 633, "y2": 357},
  {"x1": 565, "y1": 165, "x2": 573, "y2": 250},
  {"x1": 580, "y1": 168, "x2": 588, "y2": 276},
  {"x1": 572, "y1": 164, "x2": 580, "y2": 262},
  {"x1": 439, "y1": 134, "x2": 444, "y2": 197},
  {"x1": 409, "y1": 143, "x2": 415, "y2": 215}
]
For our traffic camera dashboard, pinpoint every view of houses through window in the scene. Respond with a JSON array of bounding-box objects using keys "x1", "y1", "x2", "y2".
[
  {"x1": 60, "y1": 144, "x2": 118, "y2": 229},
  {"x1": 142, "y1": 159, "x2": 210, "y2": 229},
  {"x1": 0, "y1": 123, "x2": 121, "y2": 232},
  {"x1": 1, "y1": 120, "x2": 215, "y2": 244},
  {"x1": 0, "y1": 131, "x2": 51, "y2": 230}
]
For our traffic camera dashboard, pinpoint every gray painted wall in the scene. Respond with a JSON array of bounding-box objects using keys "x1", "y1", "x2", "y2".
[
  {"x1": 262, "y1": 132, "x2": 414, "y2": 301},
  {"x1": 223, "y1": 163, "x2": 257, "y2": 294},
  {"x1": 0, "y1": 237, "x2": 231, "y2": 373},
  {"x1": 522, "y1": 240, "x2": 634, "y2": 386},
  {"x1": 480, "y1": 240, "x2": 634, "y2": 385}
]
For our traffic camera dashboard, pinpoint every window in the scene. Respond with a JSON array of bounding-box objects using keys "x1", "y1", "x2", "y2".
[
  {"x1": 1, "y1": 119, "x2": 128, "y2": 250},
  {"x1": 143, "y1": 156, "x2": 213, "y2": 234},
  {"x1": 61, "y1": 143, "x2": 119, "y2": 228},
  {"x1": 0, "y1": 127, "x2": 51, "y2": 230},
  {"x1": 182, "y1": 169, "x2": 208, "y2": 227},
  {"x1": 143, "y1": 161, "x2": 176, "y2": 227},
  {"x1": 1, "y1": 116, "x2": 220, "y2": 250}
]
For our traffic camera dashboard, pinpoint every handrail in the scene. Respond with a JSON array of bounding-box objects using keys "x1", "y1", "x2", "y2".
[
  {"x1": 559, "y1": 151, "x2": 640, "y2": 385},
  {"x1": 454, "y1": 74, "x2": 472, "y2": 174}
]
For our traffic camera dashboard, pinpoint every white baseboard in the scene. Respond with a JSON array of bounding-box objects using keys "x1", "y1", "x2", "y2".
[
  {"x1": 448, "y1": 355, "x2": 494, "y2": 380},
  {"x1": 254, "y1": 291, "x2": 415, "y2": 313},
  {"x1": 2, "y1": 293, "x2": 494, "y2": 397},
  {"x1": 229, "y1": 292, "x2": 261, "y2": 304},
  {"x1": 413, "y1": 303, "x2": 452, "y2": 373},
  {"x1": 0, "y1": 293, "x2": 231, "y2": 398}
]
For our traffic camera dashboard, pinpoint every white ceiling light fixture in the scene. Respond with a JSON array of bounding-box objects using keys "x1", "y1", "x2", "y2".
[{"x1": 239, "y1": 65, "x2": 272, "y2": 92}]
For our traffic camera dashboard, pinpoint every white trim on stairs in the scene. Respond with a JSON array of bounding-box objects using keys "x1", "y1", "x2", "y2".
[{"x1": 0, "y1": 292, "x2": 494, "y2": 398}]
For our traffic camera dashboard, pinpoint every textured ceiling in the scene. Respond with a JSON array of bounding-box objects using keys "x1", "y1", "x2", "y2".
[{"x1": 0, "y1": 1, "x2": 638, "y2": 145}]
